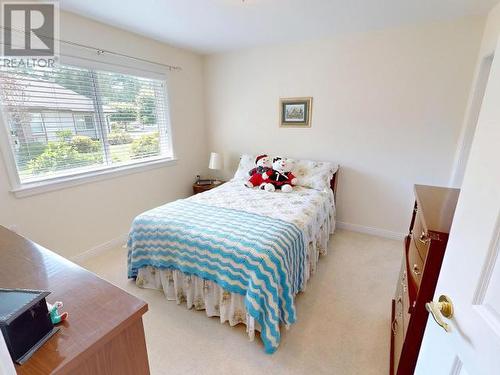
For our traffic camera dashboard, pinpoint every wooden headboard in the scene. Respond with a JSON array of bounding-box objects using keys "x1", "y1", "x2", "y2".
[{"x1": 330, "y1": 169, "x2": 339, "y2": 201}]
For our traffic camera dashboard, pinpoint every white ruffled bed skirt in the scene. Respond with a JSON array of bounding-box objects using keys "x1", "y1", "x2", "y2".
[{"x1": 136, "y1": 215, "x2": 333, "y2": 342}]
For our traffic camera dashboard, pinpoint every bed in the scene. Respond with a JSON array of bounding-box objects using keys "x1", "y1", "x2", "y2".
[{"x1": 127, "y1": 155, "x2": 339, "y2": 353}]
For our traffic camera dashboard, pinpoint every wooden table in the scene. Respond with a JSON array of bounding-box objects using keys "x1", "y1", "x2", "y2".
[
  {"x1": 0, "y1": 226, "x2": 150, "y2": 375},
  {"x1": 192, "y1": 180, "x2": 225, "y2": 194}
]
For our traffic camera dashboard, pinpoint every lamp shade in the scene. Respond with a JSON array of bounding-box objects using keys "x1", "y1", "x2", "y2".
[{"x1": 208, "y1": 152, "x2": 223, "y2": 170}]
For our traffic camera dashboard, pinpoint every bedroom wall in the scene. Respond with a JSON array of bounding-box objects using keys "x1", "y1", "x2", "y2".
[
  {"x1": 0, "y1": 11, "x2": 207, "y2": 259},
  {"x1": 203, "y1": 17, "x2": 485, "y2": 237},
  {"x1": 450, "y1": 3, "x2": 500, "y2": 187}
]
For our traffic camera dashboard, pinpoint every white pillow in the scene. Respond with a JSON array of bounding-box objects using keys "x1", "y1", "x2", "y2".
[
  {"x1": 291, "y1": 159, "x2": 338, "y2": 191},
  {"x1": 233, "y1": 154, "x2": 338, "y2": 191},
  {"x1": 233, "y1": 154, "x2": 258, "y2": 180}
]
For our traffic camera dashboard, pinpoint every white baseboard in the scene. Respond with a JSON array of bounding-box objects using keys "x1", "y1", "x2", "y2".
[
  {"x1": 71, "y1": 233, "x2": 128, "y2": 264},
  {"x1": 336, "y1": 221, "x2": 405, "y2": 240}
]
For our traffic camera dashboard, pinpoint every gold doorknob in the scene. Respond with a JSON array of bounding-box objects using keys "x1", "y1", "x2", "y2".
[{"x1": 425, "y1": 295, "x2": 454, "y2": 332}]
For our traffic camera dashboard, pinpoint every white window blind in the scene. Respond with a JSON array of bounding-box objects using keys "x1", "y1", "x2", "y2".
[{"x1": 0, "y1": 62, "x2": 172, "y2": 185}]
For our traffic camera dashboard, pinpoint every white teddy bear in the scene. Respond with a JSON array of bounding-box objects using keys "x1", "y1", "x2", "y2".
[{"x1": 260, "y1": 157, "x2": 297, "y2": 193}]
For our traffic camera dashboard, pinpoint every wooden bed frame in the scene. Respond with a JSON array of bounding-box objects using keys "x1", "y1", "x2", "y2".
[{"x1": 330, "y1": 169, "x2": 339, "y2": 200}]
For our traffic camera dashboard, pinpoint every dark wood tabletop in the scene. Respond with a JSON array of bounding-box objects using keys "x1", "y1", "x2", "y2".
[
  {"x1": 192, "y1": 180, "x2": 226, "y2": 194},
  {"x1": 0, "y1": 225, "x2": 149, "y2": 375}
]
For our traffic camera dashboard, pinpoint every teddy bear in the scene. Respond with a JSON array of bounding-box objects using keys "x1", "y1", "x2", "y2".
[
  {"x1": 261, "y1": 157, "x2": 297, "y2": 193},
  {"x1": 244, "y1": 154, "x2": 272, "y2": 188}
]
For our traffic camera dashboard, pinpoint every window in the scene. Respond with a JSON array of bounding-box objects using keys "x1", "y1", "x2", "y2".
[
  {"x1": 29, "y1": 113, "x2": 45, "y2": 134},
  {"x1": 74, "y1": 114, "x2": 95, "y2": 132},
  {"x1": 0, "y1": 62, "x2": 172, "y2": 189}
]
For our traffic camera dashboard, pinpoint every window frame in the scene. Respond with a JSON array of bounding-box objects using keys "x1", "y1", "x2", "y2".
[
  {"x1": 73, "y1": 113, "x2": 93, "y2": 132},
  {"x1": 28, "y1": 112, "x2": 46, "y2": 136},
  {"x1": 0, "y1": 56, "x2": 176, "y2": 198}
]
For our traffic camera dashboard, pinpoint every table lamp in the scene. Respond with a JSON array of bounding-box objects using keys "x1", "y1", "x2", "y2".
[{"x1": 208, "y1": 152, "x2": 223, "y2": 184}]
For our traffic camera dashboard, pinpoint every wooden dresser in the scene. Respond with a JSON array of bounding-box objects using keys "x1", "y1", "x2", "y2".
[
  {"x1": 390, "y1": 185, "x2": 460, "y2": 375},
  {"x1": 0, "y1": 226, "x2": 150, "y2": 375}
]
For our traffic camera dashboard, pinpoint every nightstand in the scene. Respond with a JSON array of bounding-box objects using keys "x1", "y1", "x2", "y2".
[{"x1": 192, "y1": 181, "x2": 225, "y2": 195}]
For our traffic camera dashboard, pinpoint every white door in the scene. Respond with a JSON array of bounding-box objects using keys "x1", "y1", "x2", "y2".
[{"x1": 415, "y1": 39, "x2": 500, "y2": 374}]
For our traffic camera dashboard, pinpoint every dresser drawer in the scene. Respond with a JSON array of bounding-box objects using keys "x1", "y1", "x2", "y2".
[
  {"x1": 395, "y1": 254, "x2": 407, "y2": 302},
  {"x1": 402, "y1": 285, "x2": 412, "y2": 337},
  {"x1": 408, "y1": 236, "x2": 424, "y2": 287},
  {"x1": 392, "y1": 297, "x2": 405, "y2": 372},
  {"x1": 411, "y1": 213, "x2": 430, "y2": 261}
]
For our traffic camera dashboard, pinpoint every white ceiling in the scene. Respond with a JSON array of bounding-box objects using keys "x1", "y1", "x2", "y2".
[{"x1": 59, "y1": 0, "x2": 497, "y2": 54}]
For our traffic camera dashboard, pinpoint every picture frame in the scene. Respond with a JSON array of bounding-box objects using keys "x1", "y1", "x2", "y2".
[{"x1": 279, "y1": 97, "x2": 312, "y2": 128}]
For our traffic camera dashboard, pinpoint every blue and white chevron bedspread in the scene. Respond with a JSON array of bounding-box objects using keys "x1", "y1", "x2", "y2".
[{"x1": 127, "y1": 200, "x2": 305, "y2": 353}]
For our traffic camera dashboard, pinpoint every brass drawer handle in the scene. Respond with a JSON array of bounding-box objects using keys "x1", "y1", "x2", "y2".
[
  {"x1": 412, "y1": 264, "x2": 421, "y2": 276},
  {"x1": 396, "y1": 296, "x2": 403, "y2": 319},
  {"x1": 392, "y1": 319, "x2": 398, "y2": 335},
  {"x1": 419, "y1": 231, "x2": 430, "y2": 244}
]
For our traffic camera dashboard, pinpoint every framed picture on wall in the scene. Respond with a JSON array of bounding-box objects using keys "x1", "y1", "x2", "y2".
[{"x1": 279, "y1": 97, "x2": 312, "y2": 127}]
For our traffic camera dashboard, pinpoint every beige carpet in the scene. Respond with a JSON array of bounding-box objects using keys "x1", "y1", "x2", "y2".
[{"x1": 80, "y1": 229, "x2": 401, "y2": 375}]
